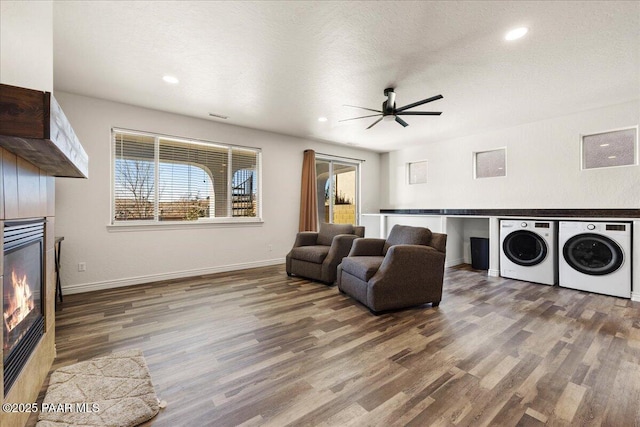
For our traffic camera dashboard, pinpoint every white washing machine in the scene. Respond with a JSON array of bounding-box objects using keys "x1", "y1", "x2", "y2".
[
  {"x1": 500, "y1": 220, "x2": 557, "y2": 285},
  {"x1": 559, "y1": 221, "x2": 631, "y2": 298}
]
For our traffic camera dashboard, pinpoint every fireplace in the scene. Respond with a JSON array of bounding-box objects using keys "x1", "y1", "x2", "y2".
[{"x1": 2, "y1": 219, "x2": 45, "y2": 395}]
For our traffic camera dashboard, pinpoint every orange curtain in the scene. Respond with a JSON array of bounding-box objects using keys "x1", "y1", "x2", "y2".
[{"x1": 299, "y1": 149, "x2": 318, "y2": 231}]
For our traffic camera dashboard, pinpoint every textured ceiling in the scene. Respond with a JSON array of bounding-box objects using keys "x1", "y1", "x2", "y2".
[{"x1": 53, "y1": 1, "x2": 640, "y2": 152}]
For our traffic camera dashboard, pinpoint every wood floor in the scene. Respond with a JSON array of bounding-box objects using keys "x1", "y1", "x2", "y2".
[{"x1": 27, "y1": 264, "x2": 640, "y2": 426}]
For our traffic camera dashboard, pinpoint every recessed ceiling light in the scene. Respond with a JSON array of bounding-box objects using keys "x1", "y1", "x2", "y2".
[
  {"x1": 318, "y1": 117, "x2": 328, "y2": 122},
  {"x1": 600, "y1": 143, "x2": 610, "y2": 147},
  {"x1": 505, "y1": 27, "x2": 529, "y2": 41},
  {"x1": 162, "y1": 75, "x2": 179, "y2": 84},
  {"x1": 608, "y1": 155, "x2": 617, "y2": 159}
]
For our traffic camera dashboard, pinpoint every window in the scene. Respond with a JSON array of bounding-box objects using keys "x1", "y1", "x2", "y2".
[
  {"x1": 474, "y1": 148, "x2": 506, "y2": 178},
  {"x1": 408, "y1": 160, "x2": 428, "y2": 184},
  {"x1": 112, "y1": 129, "x2": 261, "y2": 224},
  {"x1": 315, "y1": 157, "x2": 359, "y2": 225},
  {"x1": 581, "y1": 127, "x2": 638, "y2": 170}
]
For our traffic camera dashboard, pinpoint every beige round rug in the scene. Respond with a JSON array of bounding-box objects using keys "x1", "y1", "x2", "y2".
[{"x1": 36, "y1": 349, "x2": 160, "y2": 427}]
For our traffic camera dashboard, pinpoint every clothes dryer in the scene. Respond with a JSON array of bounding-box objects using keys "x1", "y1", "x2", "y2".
[
  {"x1": 500, "y1": 220, "x2": 557, "y2": 285},
  {"x1": 558, "y1": 221, "x2": 631, "y2": 298}
]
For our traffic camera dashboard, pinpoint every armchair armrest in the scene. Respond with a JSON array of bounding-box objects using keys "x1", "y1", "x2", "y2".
[
  {"x1": 374, "y1": 245, "x2": 446, "y2": 280},
  {"x1": 430, "y1": 232, "x2": 447, "y2": 253},
  {"x1": 348, "y1": 238, "x2": 386, "y2": 256},
  {"x1": 325, "y1": 234, "x2": 360, "y2": 264},
  {"x1": 321, "y1": 234, "x2": 360, "y2": 284},
  {"x1": 293, "y1": 231, "x2": 319, "y2": 247},
  {"x1": 368, "y1": 245, "x2": 446, "y2": 309}
]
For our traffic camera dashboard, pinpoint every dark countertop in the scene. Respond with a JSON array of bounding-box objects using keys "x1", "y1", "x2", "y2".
[{"x1": 378, "y1": 209, "x2": 640, "y2": 218}]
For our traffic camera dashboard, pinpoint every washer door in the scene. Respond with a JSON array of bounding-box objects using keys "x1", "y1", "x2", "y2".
[
  {"x1": 503, "y1": 230, "x2": 548, "y2": 266},
  {"x1": 563, "y1": 233, "x2": 623, "y2": 275}
]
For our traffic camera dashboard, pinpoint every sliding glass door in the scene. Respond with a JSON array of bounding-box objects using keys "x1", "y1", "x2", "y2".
[{"x1": 315, "y1": 158, "x2": 359, "y2": 225}]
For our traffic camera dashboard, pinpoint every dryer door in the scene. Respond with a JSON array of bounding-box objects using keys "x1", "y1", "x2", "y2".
[
  {"x1": 502, "y1": 230, "x2": 548, "y2": 266},
  {"x1": 563, "y1": 233, "x2": 623, "y2": 275}
]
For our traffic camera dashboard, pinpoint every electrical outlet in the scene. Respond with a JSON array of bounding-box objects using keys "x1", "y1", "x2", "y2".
[
  {"x1": 267, "y1": 244, "x2": 273, "y2": 252},
  {"x1": 78, "y1": 262, "x2": 87, "y2": 272}
]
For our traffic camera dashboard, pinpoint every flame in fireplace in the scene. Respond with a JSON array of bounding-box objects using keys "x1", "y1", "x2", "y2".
[{"x1": 3, "y1": 270, "x2": 34, "y2": 333}]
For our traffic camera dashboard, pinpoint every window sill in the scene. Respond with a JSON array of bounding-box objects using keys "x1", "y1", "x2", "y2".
[{"x1": 107, "y1": 217, "x2": 264, "y2": 232}]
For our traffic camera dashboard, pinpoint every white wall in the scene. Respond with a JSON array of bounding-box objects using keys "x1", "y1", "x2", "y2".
[
  {"x1": 0, "y1": 0, "x2": 53, "y2": 91},
  {"x1": 381, "y1": 101, "x2": 640, "y2": 209},
  {"x1": 54, "y1": 92, "x2": 380, "y2": 293}
]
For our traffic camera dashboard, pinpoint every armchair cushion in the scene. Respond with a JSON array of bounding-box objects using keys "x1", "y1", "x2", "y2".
[
  {"x1": 348, "y1": 238, "x2": 386, "y2": 257},
  {"x1": 293, "y1": 231, "x2": 319, "y2": 247},
  {"x1": 290, "y1": 245, "x2": 331, "y2": 264},
  {"x1": 383, "y1": 224, "x2": 432, "y2": 255},
  {"x1": 317, "y1": 223, "x2": 355, "y2": 246},
  {"x1": 341, "y1": 256, "x2": 384, "y2": 282}
]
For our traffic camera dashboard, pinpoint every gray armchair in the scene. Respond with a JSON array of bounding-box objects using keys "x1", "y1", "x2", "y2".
[
  {"x1": 286, "y1": 223, "x2": 365, "y2": 284},
  {"x1": 337, "y1": 224, "x2": 447, "y2": 313}
]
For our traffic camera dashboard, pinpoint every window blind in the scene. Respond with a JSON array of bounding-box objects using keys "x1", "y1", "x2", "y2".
[
  {"x1": 112, "y1": 130, "x2": 261, "y2": 223},
  {"x1": 114, "y1": 133, "x2": 156, "y2": 221}
]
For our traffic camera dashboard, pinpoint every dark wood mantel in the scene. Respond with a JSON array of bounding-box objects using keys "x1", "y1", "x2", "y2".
[{"x1": 0, "y1": 84, "x2": 88, "y2": 178}]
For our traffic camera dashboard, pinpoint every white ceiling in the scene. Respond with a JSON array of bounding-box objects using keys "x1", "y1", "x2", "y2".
[{"x1": 53, "y1": 1, "x2": 640, "y2": 152}]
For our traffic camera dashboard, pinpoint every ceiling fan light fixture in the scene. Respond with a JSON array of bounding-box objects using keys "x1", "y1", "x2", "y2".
[
  {"x1": 341, "y1": 88, "x2": 443, "y2": 129},
  {"x1": 505, "y1": 27, "x2": 529, "y2": 41}
]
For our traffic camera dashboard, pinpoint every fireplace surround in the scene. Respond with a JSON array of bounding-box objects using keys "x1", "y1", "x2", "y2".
[
  {"x1": 0, "y1": 84, "x2": 87, "y2": 427},
  {"x1": 2, "y1": 219, "x2": 46, "y2": 395},
  {"x1": 0, "y1": 148, "x2": 56, "y2": 427}
]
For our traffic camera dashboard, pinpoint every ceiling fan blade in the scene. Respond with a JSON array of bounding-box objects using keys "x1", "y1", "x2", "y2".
[
  {"x1": 395, "y1": 94, "x2": 443, "y2": 113},
  {"x1": 395, "y1": 116, "x2": 409, "y2": 127},
  {"x1": 366, "y1": 117, "x2": 384, "y2": 129},
  {"x1": 343, "y1": 105, "x2": 383, "y2": 113},
  {"x1": 396, "y1": 111, "x2": 442, "y2": 116},
  {"x1": 338, "y1": 113, "x2": 382, "y2": 122}
]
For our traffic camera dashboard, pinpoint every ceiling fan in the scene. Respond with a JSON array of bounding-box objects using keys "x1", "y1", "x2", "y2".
[{"x1": 340, "y1": 88, "x2": 443, "y2": 129}]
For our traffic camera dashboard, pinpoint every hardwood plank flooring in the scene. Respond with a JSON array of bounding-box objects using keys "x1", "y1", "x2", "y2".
[{"x1": 26, "y1": 264, "x2": 640, "y2": 426}]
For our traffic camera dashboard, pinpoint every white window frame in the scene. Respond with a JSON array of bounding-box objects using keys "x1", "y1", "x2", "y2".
[
  {"x1": 316, "y1": 155, "x2": 361, "y2": 226},
  {"x1": 473, "y1": 147, "x2": 507, "y2": 179},
  {"x1": 109, "y1": 128, "x2": 262, "y2": 230},
  {"x1": 580, "y1": 125, "x2": 639, "y2": 171},
  {"x1": 407, "y1": 160, "x2": 428, "y2": 185}
]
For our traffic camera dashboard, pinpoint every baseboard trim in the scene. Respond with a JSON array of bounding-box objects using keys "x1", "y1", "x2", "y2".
[
  {"x1": 62, "y1": 258, "x2": 286, "y2": 295},
  {"x1": 488, "y1": 268, "x2": 500, "y2": 277},
  {"x1": 445, "y1": 258, "x2": 465, "y2": 268},
  {"x1": 632, "y1": 291, "x2": 640, "y2": 302}
]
